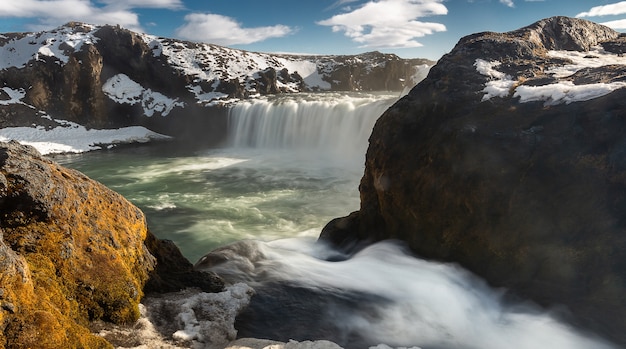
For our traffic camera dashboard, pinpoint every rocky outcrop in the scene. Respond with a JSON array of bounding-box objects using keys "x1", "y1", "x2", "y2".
[
  {"x1": 0, "y1": 22, "x2": 432, "y2": 142},
  {"x1": 0, "y1": 141, "x2": 223, "y2": 348},
  {"x1": 321, "y1": 16, "x2": 626, "y2": 346}
]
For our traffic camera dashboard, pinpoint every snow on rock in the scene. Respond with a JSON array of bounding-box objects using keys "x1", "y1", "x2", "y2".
[
  {"x1": 473, "y1": 59, "x2": 516, "y2": 101},
  {"x1": 514, "y1": 80, "x2": 626, "y2": 105},
  {"x1": 0, "y1": 23, "x2": 98, "y2": 68},
  {"x1": 475, "y1": 46, "x2": 626, "y2": 105},
  {"x1": 102, "y1": 73, "x2": 184, "y2": 116},
  {"x1": 0, "y1": 87, "x2": 27, "y2": 105},
  {"x1": 0, "y1": 119, "x2": 171, "y2": 155},
  {"x1": 140, "y1": 35, "x2": 332, "y2": 94}
]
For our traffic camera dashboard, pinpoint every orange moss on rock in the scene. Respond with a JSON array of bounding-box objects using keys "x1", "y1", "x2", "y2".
[{"x1": 0, "y1": 141, "x2": 157, "y2": 348}]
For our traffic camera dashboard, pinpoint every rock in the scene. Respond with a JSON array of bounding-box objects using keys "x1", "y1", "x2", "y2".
[
  {"x1": 226, "y1": 338, "x2": 344, "y2": 349},
  {"x1": 321, "y1": 16, "x2": 626, "y2": 346},
  {"x1": 0, "y1": 140, "x2": 223, "y2": 348},
  {"x1": 0, "y1": 23, "x2": 433, "y2": 144}
]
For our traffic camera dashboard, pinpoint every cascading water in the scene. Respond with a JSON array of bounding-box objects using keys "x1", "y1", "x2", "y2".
[
  {"x1": 56, "y1": 90, "x2": 620, "y2": 349},
  {"x1": 227, "y1": 92, "x2": 398, "y2": 161}
]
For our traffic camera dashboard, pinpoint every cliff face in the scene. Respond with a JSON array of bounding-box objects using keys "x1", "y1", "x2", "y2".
[
  {"x1": 0, "y1": 22, "x2": 431, "y2": 141},
  {"x1": 321, "y1": 16, "x2": 626, "y2": 346},
  {"x1": 0, "y1": 141, "x2": 223, "y2": 348}
]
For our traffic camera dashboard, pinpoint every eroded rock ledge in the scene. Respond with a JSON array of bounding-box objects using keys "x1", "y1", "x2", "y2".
[
  {"x1": 321, "y1": 16, "x2": 626, "y2": 346},
  {"x1": 0, "y1": 140, "x2": 223, "y2": 348}
]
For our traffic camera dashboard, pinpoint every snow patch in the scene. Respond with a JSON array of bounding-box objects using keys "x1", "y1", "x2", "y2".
[
  {"x1": 275, "y1": 57, "x2": 331, "y2": 90},
  {"x1": 546, "y1": 47, "x2": 626, "y2": 78},
  {"x1": 514, "y1": 81, "x2": 626, "y2": 105},
  {"x1": 0, "y1": 87, "x2": 27, "y2": 105},
  {"x1": 475, "y1": 47, "x2": 626, "y2": 105},
  {"x1": 0, "y1": 118, "x2": 171, "y2": 155},
  {"x1": 474, "y1": 59, "x2": 516, "y2": 101},
  {"x1": 102, "y1": 73, "x2": 184, "y2": 116}
]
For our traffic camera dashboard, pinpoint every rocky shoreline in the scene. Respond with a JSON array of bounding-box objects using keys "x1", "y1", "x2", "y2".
[{"x1": 2, "y1": 15, "x2": 626, "y2": 349}]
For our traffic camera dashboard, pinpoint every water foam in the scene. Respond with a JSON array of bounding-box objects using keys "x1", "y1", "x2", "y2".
[{"x1": 197, "y1": 238, "x2": 619, "y2": 349}]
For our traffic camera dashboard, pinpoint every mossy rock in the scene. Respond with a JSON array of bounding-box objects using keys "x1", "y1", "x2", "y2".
[{"x1": 0, "y1": 141, "x2": 156, "y2": 348}]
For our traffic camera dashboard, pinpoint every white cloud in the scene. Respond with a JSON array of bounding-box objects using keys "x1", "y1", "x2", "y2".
[
  {"x1": 0, "y1": 0, "x2": 183, "y2": 32},
  {"x1": 316, "y1": 0, "x2": 447, "y2": 49},
  {"x1": 175, "y1": 13, "x2": 294, "y2": 45},
  {"x1": 500, "y1": 0, "x2": 515, "y2": 7},
  {"x1": 600, "y1": 18, "x2": 626, "y2": 29},
  {"x1": 327, "y1": 0, "x2": 360, "y2": 10},
  {"x1": 576, "y1": 1, "x2": 626, "y2": 17},
  {"x1": 98, "y1": 0, "x2": 183, "y2": 9}
]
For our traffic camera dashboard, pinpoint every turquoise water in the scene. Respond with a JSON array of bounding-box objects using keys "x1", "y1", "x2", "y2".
[
  {"x1": 54, "y1": 92, "x2": 399, "y2": 262},
  {"x1": 56, "y1": 146, "x2": 362, "y2": 263}
]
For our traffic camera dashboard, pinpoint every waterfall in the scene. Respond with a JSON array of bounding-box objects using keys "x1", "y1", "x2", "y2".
[{"x1": 227, "y1": 92, "x2": 399, "y2": 159}]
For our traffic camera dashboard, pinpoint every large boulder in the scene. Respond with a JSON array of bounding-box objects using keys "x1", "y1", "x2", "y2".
[
  {"x1": 0, "y1": 140, "x2": 223, "y2": 348},
  {"x1": 321, "y1": 16, "x2": 626, "y2": 346}
]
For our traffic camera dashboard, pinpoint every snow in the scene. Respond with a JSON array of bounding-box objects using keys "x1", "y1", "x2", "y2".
[
  {"x1": 514, "y1": 80, "x2": 626, "y2": 105},
  {"x1": 102, "y1": 74, "x2": 184, "y2": 116},
  {"x1": 0, "y1": 24, "x2": 98, "y2": 69},
  {"x1": 188, "y1": 85, "x2": 229, "y2": 104},
  {"x1": 275, "y1": 57, "x2": 331, "y2": 90},
  {"x1": 0, "y1": 87, "x2": 27, "y2": 105},
  {"x1": 138, "y1": 33, "x2": 342, "y2": 99},
  {"x1": 546, "y1": 48, "x2": 626, "y2": 78},
  {"x1": 0, "y1": 119, "x2": 171, "y2": 155},
  {"x1": 475, "y1": 46, "x2": 626, "y2": 105}
]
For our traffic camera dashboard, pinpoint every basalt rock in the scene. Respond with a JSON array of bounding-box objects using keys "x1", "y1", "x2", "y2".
[
  {"x1": 0, "y1": 140, "x2": 223, "y2": 348},
  {"x1": 321, "y1": 16, "x2": 626, "y2": 346}
]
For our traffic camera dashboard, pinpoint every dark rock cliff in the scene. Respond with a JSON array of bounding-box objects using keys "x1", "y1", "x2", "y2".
[
  {"x1": 0, "y1": 22, "x2": 431, "y2": 143},
  {"x1": 0, "y1": 141, "x2": 223, "y2": 348},
  {"x1": 321, "y1": 16, "x2": 626, "y2": 346}
]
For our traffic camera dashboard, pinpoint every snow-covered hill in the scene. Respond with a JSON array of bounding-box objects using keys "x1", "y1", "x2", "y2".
[{"x1": 0, "y1": 22, "x2": 432, "y2": 151}]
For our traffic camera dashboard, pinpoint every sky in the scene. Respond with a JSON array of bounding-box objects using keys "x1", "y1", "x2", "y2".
[{"x1": 0, "y1": 1, "x2": 625, "y2": 60}]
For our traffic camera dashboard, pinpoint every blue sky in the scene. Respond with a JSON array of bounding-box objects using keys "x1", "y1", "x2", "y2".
[{"x1": 0, "y1": 1, "x2": 625, "y2": 60}]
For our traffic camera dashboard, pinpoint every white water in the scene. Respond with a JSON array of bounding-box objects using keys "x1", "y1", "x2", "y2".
[
  {"x1": 56, "y1": 91, "x2": 620, "y2": 349},
  {"x1": 197, "y1": 238, "x2": 619, "y2": 349},
  {"x1": 228, "y1": 92, "x2": 398, "y2": 161}
]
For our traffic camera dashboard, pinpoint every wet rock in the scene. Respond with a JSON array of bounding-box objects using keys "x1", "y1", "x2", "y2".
[
  {"x1": 0, "y1": 140, "x2": 223, "y2": 348},
  {"x1": 321, "y1": 16, "x2": 626, "y2": 347}
]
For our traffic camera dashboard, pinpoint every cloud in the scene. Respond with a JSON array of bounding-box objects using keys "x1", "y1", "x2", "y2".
[
  {"x1": 576, "y1": 1, "x2": 626, "y2": 17},
  {"x1": 316, "y1": 0, "x2": 447, "y2": 49},
  {"x1": 175, "y1": 13, "x2": 294, "y2": 45},
  {"x1": 600, "y1": 18, "x2": 626, "y2": 29},
  {"x1": 327, "y1": 0, "x2": 361, "y2": 10},
  {"x1": 500, "y1": 0, "x2": 515, "y2": 7},
  {"x1": 98, "y1": 0, "x2": 183, "y2": 10},
  {"x1": 0, "y1": 0, "x2": 183, "y2": 32}
]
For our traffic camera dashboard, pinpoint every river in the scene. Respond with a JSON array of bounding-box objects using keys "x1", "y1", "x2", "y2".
[{"x1": 54, "y1": 91, "x2": 618, "y2": 349}]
